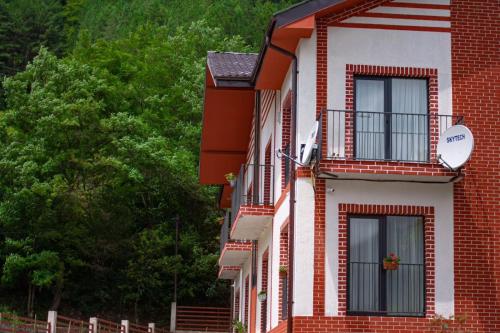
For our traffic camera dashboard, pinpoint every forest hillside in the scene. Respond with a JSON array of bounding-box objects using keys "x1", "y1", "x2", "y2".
[{"x1": 0, "y1": 0, "x2": 300, "y2": 324}]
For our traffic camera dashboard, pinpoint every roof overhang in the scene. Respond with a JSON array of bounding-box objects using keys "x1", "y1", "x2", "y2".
[
  {"x1": 200, "y1": 0, "x2": 379, "y2": 188},
  {"x1": 254, "y1": 16, "x2": 315, "y2": 89},
  {"x1": 199, "y1": 67, "x2": 255, "y2": 185},
  {"x1": 254, "y1": 0, "x2": 367, "y2": 89}
]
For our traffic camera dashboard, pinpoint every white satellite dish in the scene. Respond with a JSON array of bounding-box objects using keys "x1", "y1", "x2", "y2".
[
  {"x1": 300, "y1": 121, "x2": 319, "y2": 165},
  {"x1": 437, "y1": 125, "x2": 474, "y2": 170}
]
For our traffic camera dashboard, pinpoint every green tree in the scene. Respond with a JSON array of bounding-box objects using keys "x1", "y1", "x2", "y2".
[
  {"x1": 0, "y1": 0, "x2": 64, "y2": 76},
  {"x1": 2, "y1": 238, "x2": 62, "y2": 317},
  {"x1": 0, "y1": 24, "x2": 237, "y2": 318},
  {"x1": 70, "y1": 0, "x2": 301, "y2": 50},
  {"x1": 0, "y1": 0, "x2": 302, "y2": 322}
]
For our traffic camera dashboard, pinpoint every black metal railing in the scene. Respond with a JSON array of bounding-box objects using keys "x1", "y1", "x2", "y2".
[
  {"x1": 231, "y1": 164, "x2": 274, "y2": 227},
  {"x1": 318, "y1": 110, "x2": 463, "y2": 163},
  {"x1": 281, "y1": 276, "x2": 288, "y2": 320},
  {"x1": 220, "y1": 211, "x2": 231, "y2": 254},
  {"x1": 348, "y1": 262, "x2": 425, "y2": 317},
  {"x1": 283, "y1": 144, "x2": 291, "y2": 187}
]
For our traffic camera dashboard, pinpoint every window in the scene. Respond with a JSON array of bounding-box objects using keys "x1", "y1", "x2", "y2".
[
  {"x1": 348, "y1": 215, "x2": 425, "y2": 316},
  {"x1": 279, "y1": 227, "x2": 289, "y2": 321},
  {"x1": 244, "y1": 276, "x2": 249, "y2": 325},
  {"x1": 281, "y1": 276, "x2": 288, "y2": 320},
  {"x1": 355, "y1": 77, "x2": 429, "y2": 162}
]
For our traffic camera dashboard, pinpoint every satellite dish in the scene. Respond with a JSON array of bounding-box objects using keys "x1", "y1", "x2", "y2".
[
  {"x1": 300, "y1": 121, "x2": 319, "y2": 165},
  {"x1": 437, "y1": 125, "x2": 474, "y2": 170}
]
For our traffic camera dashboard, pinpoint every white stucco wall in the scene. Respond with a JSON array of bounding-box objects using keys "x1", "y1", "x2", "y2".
[
  {"x1": 327, "y1": 27, "x2": 452, "y2": 115},
  {"x1": 274, "y1": 69, "x2": 292, "y2": 204},
  {"x1": 324, "y1": 180, "x2": 454, "y2": 317},
  {"x1": 297, "y1": 29, "x2": 318, "y2": 155},
  {"x1": 293, "y1": 178, "x2": 316, "y2": 316},
  {"x1": 323, "y1": 26, "x2": 454, "y2": 317},
  {"x1": 287, "y1": 27, "x2": 318, "y2": 318},
  {"x1": 234, "y1": 273, "x2": 241, "y2": 320}
]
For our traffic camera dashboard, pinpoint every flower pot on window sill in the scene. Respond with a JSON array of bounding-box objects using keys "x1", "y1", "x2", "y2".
[{"x1": 383, "y1": 261, "x2": 399, "y2": 270}]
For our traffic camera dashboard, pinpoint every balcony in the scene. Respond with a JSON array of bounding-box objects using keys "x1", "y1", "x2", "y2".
[
  {"x1": 230, "y1": 164, "x2": 274, "y2": 240},
  {"x1": 316, "y1": 110, "x2": 463, "y2": 181},
  {"x1": 218, "y1": 266, "x2": 241, "y2": 280},
  {"x1": 219, "y1": 211, "x2": 252, "y2": 267}
]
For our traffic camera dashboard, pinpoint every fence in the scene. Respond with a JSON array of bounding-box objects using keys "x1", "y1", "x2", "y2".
[
  {"x1": 56, "y1": 315, "x2": 92, "y2": 333},
  {"x1": 0, "y1": 313, "x2": 50, "y2": 333},
  {"x1": 171, "y1": 303, "x2": 231, "y2": 333},
  {"x1": 128, "y1": 323, "x2": 148, "y2": 333},
  {"x1": 0, "y1": 313, "x2": 168, "y2": 333},
  {"x1": 1, "y1": 307, "x2": 230, "y2": 333},
  {"x1": 91, "y1": 319, "x2": 124, "y2": 333}
]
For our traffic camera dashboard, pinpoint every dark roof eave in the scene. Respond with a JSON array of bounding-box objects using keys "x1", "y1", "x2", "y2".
[
  {"x1": 214, "y1": 79, "x2": 255, "y2": 89},
  {"x1": 274, "y1": 0, "x2": 345, "y2": 28}
]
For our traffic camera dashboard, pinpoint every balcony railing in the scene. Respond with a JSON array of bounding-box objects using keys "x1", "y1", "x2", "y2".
[
  {"x1": 231, "y1": 164, "x2": 274, "y2": 227},
  {"x1": 348, "y1": 262, "x2": 425, "y2": 317},
  {"x1": 283, "y1": 144, "x2": 291, "y2": 187},
  {"x1": 220, "y1": 211, "x2": 231, "y2": 254},
  {"x1": 317, "y1": 110, "x2": 463, "y2": 163}
]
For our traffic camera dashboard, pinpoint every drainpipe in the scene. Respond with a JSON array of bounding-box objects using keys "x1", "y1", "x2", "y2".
[{"x1": 268, "y1": 41, "x2": 297, "y2": 333}]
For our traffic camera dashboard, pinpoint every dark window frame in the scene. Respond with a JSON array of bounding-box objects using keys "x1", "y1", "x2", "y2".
[
  {"x1": 353, "y1": 76, "x2": 430, "y2": 162},
  {"x1": 346, "y1": 214, "x2": 427, "y2": 317},
  {"x1": 281, "y1": 275, "x2": 288, "y2": 320}
]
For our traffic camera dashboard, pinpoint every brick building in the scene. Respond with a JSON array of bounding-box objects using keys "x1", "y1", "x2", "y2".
[{"x1": 200, "y1": 1, "x2": 499, "y2": 332}]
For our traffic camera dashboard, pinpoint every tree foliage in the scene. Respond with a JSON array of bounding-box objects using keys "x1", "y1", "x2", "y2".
[
  {"x1": 0, "y1": 0, "x2": 299, "y2": 323},
  {"x1": 70, "y1": 0, "x2": 300, "y2": 50}
]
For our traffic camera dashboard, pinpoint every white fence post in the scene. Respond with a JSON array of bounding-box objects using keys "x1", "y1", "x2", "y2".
[
  {"x1": 121, "y1": 320, "x2": 129, "y2": 333},
  {"x1": 90, "y1": 317, "x2": 98, "y2": 333},
  {"x1": 48, "y1": 311, "x2": 57, "y2": 333},
  {"x1": 147, "y1": 323, "x2": 155, "y2": 333},
  {"x1": 170, "y1": 302, "x2": 176, "y2": 333}
]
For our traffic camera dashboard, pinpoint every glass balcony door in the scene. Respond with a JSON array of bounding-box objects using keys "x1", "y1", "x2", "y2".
[{"x1": 355, "y1": 77, "x2": 429, "y2": 162}]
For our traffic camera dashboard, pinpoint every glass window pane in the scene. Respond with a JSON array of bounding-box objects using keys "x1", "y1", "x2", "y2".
[
  {"x1": 349, "y1": 217, "x2": 380, "y2": 313},
  {"x1": 355, "y1": 79, "x2": 385, "y2": 160},
  {"x1": 386, "y1": 216, "x2": 424, "y2": 316},
  {"x1": 391, "y1": 79, "x2": 428, "y2": 162}
]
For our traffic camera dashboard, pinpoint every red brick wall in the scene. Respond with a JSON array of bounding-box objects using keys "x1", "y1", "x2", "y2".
[
  {"x1": 451, "y1": 0, "x2": 500, "y2": 332},
  {"x1": 308, "y1": 0, "x2": 500, "y2": 331},
  {"x1": 314, "y1": 15, "x2": 328, "y2": 321}
]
